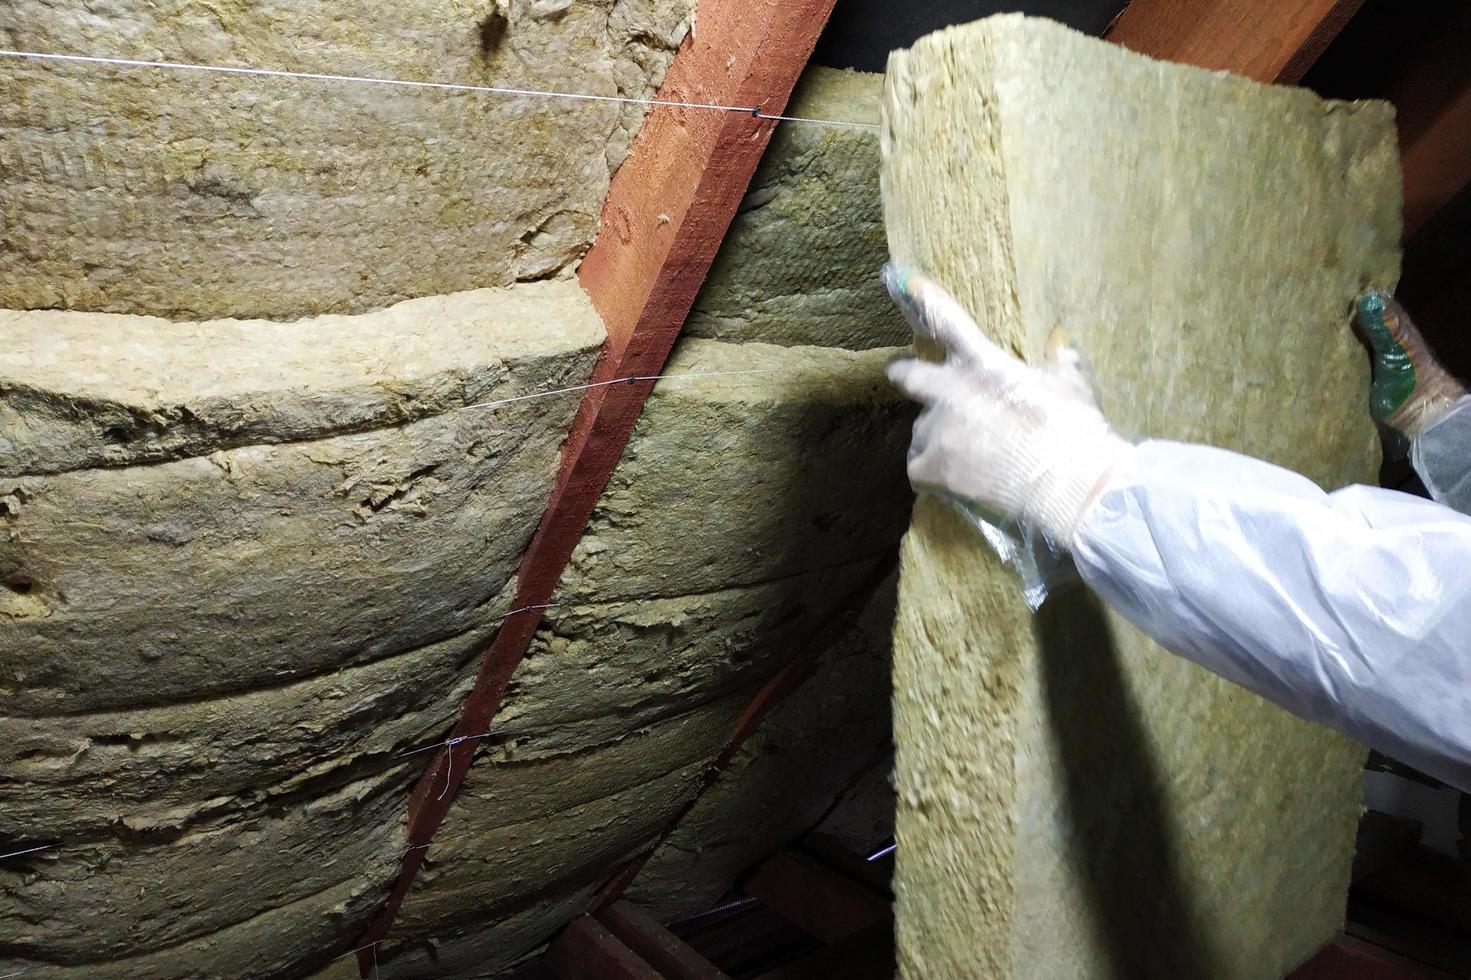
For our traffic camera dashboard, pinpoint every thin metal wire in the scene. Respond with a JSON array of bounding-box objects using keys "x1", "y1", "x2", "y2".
[
  {"x1": 393, "y1": 730, "x2": 498, "y2": 762},
  {"x1": 865, "y1": 841, "x2": 897, "y2": 862},
  {"x1": 0, "y1": 49, "x2": 880, "y2": 132},
  {"x1": 0, "y1": 844, "x2": 56, "y2": 861},
  {"x1": 459, "y1": 367, "x2": 784, "y2": 414}
]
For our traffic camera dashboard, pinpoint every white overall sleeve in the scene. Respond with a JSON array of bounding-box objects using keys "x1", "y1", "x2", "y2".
[
  {"x1": 1411, "y1": 394, "x2": 1471, "y2": 516},
  {"x1": 1072, "y1": 441, "x2": 1471, "y2": 792}
]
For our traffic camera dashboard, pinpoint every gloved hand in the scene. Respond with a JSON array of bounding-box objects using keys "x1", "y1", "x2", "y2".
[
  {"x1": 1353, "y1": 291, "x2": 1468, "y2": 440},
  {"x1": 883, "y1": 265, "x2": 1135, "y2": 546}
]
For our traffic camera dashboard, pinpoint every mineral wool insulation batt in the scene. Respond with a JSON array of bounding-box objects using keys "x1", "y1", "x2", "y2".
[
  {"x1": 0, "y1": 14, "x2": 913, "y2": 971},
  {"x1": 881, "y1": 15, "x2": 1399, "y2": 980}
]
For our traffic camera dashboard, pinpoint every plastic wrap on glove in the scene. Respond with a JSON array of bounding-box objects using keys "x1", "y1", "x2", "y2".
[
  {"x1": 1074, "y1": 440, "x2": 1471, "y2": 792},
  {"x1": 1412, "y1": 394, "x2": 1471, "y2": 516}
]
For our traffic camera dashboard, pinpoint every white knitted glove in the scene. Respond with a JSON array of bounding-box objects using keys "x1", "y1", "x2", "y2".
[{"x1": 883, "y1": 266, "x2": 1135, "y2": 546}]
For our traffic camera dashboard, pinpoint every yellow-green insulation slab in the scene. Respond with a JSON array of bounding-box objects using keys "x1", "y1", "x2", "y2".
[{"x1": 881, "y1": 15, "x2": 1399, "y2": 980}]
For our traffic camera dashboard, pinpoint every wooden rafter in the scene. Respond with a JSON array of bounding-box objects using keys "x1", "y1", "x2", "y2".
[
  {"x1": 743, "y1": 850, "x2": 890, "y2": 945},
  {"x1": 548, "y1": 916, "x2": 665, "y2": 980},
  {"x1": 598, "y1": 901, "x2": 733, "y2": 980},
  {"x1": 1398, "y1": 70, "x2": 1471, "y2": 241},
  {"x1": 1105, "y1": 0, "x2": 1366, "y2": 84},
  {"x1": 1287, "y1": 935, "x2": 1459, "y2": 979},
  {"x1": 352, "y1": 0, "x2": 841, "y2": 969}
]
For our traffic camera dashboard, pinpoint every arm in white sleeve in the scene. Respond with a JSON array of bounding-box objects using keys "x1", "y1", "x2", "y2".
[
  {"x1": 1411, "y1": 394, "x2": 1471, "y2": 516},
  {"x1": 1072, "y1": 441, "x2": 1471, "y2": 792}
]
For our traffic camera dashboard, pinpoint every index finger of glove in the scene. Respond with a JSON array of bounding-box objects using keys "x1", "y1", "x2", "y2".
[
  {"x1": 883, "y1": 264, "x2": 1030, "y2": 384},
  {"x1": 886, "y1": 357, "x2": 956, "y2": 405}
]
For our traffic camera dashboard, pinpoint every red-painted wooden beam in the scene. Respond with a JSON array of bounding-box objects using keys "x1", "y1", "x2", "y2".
[
  {"x1": 547, "y1": 915, "x2": 664, "y2": 980},
  {"x1": 1400, "y1": 77, "x2": 1471, "y2": 240},
  {"x1": 353, "y1": 0, "x2": 840, "y2": 970},
  {"x1": 598, "y1": 901, "x2": 732, "y2": 980},
  {"x1": 1287, "y1": 935, "x2": 1459, "y2": 980},
  {"x1": 743, "y1": 850, "x2": 890, "y2": 945},
  {"x1": 1106, "y1": 0, "x2": 1366, "y2": 84}
]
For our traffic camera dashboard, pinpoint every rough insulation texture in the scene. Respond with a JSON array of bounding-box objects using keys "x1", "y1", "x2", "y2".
[
  {"x1": 0, "y1": 284, "x2": 605, "y2": 978},
  {"x1": 625, "y1": 573, "x2": 897, "y2": 921},
  {"x1": 0, "y1": 0, "x2": 694, "y2": 320},
  {"x1": 555, "y1": 339, "x2": 913, "y2": 601},
  {"x1": 3, "y1": 43, "x2": 909, "y2": 975},
  {"x1": 807, "y1": 747, "x2": 897, "y2": 859},
  {"x1": 882, "y1": 16, "x2": 1397, "y2": 980},
  {"x1": 685, "y1": 67, "x2": 907, "y2": 350},
  {"x1": 377, "y1": 334, "x2": 911, "y2": 973},
  {"x1": 0, "y1": 283, "x2": 602, "y2": 476},
  {"x1": 379, "y1": 694, "x2": 751, "y2": 979}
]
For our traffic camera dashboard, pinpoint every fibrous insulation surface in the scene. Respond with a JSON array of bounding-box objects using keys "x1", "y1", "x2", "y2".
[
  {"x1": 0, "y1": 0, "x2": 694, "y2": 320},
  {"x1": 361, "y1": 65, "x2": 911, "y2": 976},
  {"x1": 3, "y1": 4, "x2": 693, "y2": 971},
  {"x1": 374, "y1": 335, "x2": 910, "y2": 975},
  {"x1": 686, "y1": 67, "x2": 907, "y2": 350},
  {"x1": 0, "y1": 284, "x2": 605, "y2": 978},
  {"x1": 882, "y1": 15, "x2": 1397, "y2": 980},
  {"x1": 2, "y1": 45, "x2": 909, "y2": 977}
]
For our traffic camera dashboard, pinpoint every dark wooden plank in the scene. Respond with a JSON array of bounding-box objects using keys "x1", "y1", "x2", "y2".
[
  {"x1": 1288, "y1": 935, "x2": 1460, "y2": 980},
  {"x1": 752, "y1": 921, "x2": 894, "y2": 980},
  {"x1": 672, "y1": 901, "x2": 820, "y2": 978},
  {"x1": 352, "y1": 0, "x2": 842, "y2": 968},
  {"x1": 799, "y1": 833, "x2": 894, "y2": 898},
  {"x1": 598, "y1": 901, "x2": 732, "y2": 980},
  {"x1": 547, "y1": 915, "x2": 663, "y2": 980},
  {"x1": 1402, "y1": 85, "x2": 1471, "y2": 240},
  {"x1": 1106, "y1": 0, "x2": 1364, "y2": 83},
  {"x1": 743, "y1": 850, "x2": 889, "y2": 945}
]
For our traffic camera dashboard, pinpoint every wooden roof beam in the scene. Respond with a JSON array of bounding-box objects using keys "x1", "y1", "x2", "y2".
[
  {"x1": 1399, "y1": 69, "x2": 1471, "y2": 241},
  {"x1": 597, "y1": 901, "x2": 733, "y2": 980},
  {"x1": 1105, "y1": 0, "x2": 1366, "y2": 84},
  {"x1": 547, "y1": 916, "x2": 665, "y2": 980},
  {"x1": 352, "y1": 0, "x2": 840, "y2": 970}
]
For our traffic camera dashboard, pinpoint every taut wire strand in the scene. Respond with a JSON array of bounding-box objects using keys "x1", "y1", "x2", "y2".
[{"x1": 0, "y1": 49, "x2": 880, "y2": 132}]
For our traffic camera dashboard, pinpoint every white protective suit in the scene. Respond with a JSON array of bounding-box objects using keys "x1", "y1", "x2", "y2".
[
  {"x1": 1074, "y1": 433, "x2": 1471, "y2": 794},
  {"x1": 885, "y1": 267, "x2": 1471, "y2": 795}
]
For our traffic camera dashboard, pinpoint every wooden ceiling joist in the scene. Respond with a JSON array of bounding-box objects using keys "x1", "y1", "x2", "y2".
[
  {"x1": 548, "y1": 916, "x2": 665, "y2": 980},
  {"x1": 598, "y1": 901, "x2": 733, "y2": 980},
  {"x1": 352, "y1": 0, "x2": 840, "y2": 971},
  {"x1": 1398, "y1": 70, "x2": 1471, "y2": 241},
  {"x1": 1105, "y1": 0, "x2": 1366, "y2": 84}
]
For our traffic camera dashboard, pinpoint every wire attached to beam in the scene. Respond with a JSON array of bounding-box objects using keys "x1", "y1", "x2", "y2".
[
  {"x1": 459, "y1": 368, "x2": 786, "y2": 414},
  {"x1": 0, "y1": 49, "x2": 881, "y2": 132},
  {"x1": 392, "y1": 730, "x2": 500, "y2": 762}
]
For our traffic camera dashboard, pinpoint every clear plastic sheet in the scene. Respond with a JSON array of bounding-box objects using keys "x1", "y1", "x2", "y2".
[
  {"x1": 928, "y1": 333, "x2": 1123, "y2": 611},
  {"x1": 939, "y1": 493, "x2": 1074, "y2": 611},
  {"x1": 1411, "y1": 395, "x2": 1471, "y2": 517}
]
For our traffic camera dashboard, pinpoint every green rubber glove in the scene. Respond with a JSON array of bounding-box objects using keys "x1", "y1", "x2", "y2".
[{"x1": 1353, "y1": 291, "x2": 1467, "y2": 440}]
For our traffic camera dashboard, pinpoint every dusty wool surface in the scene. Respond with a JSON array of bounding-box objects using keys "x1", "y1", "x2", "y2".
[
  {"x1": 685, "y1": 67, "x2": 906, "y2": 350},
  {"x1": 371, "y1": 337, "x2": 910, "y2": 977},
  {"x1": 881, "y1": 15, "x2": 1398, "y2": 980},
  {"x1": 0, "y1": 283, "x2": 604, "y2": 978},
  {"x1": 2, "y1": 48, "x2": 907, "y2": 978},
  {"x1": 355, "y1": 65, "x2": 911, "y2": 978},
  {"x1": 0, "y1": 0, "x2": 693, "y2": 320}
]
